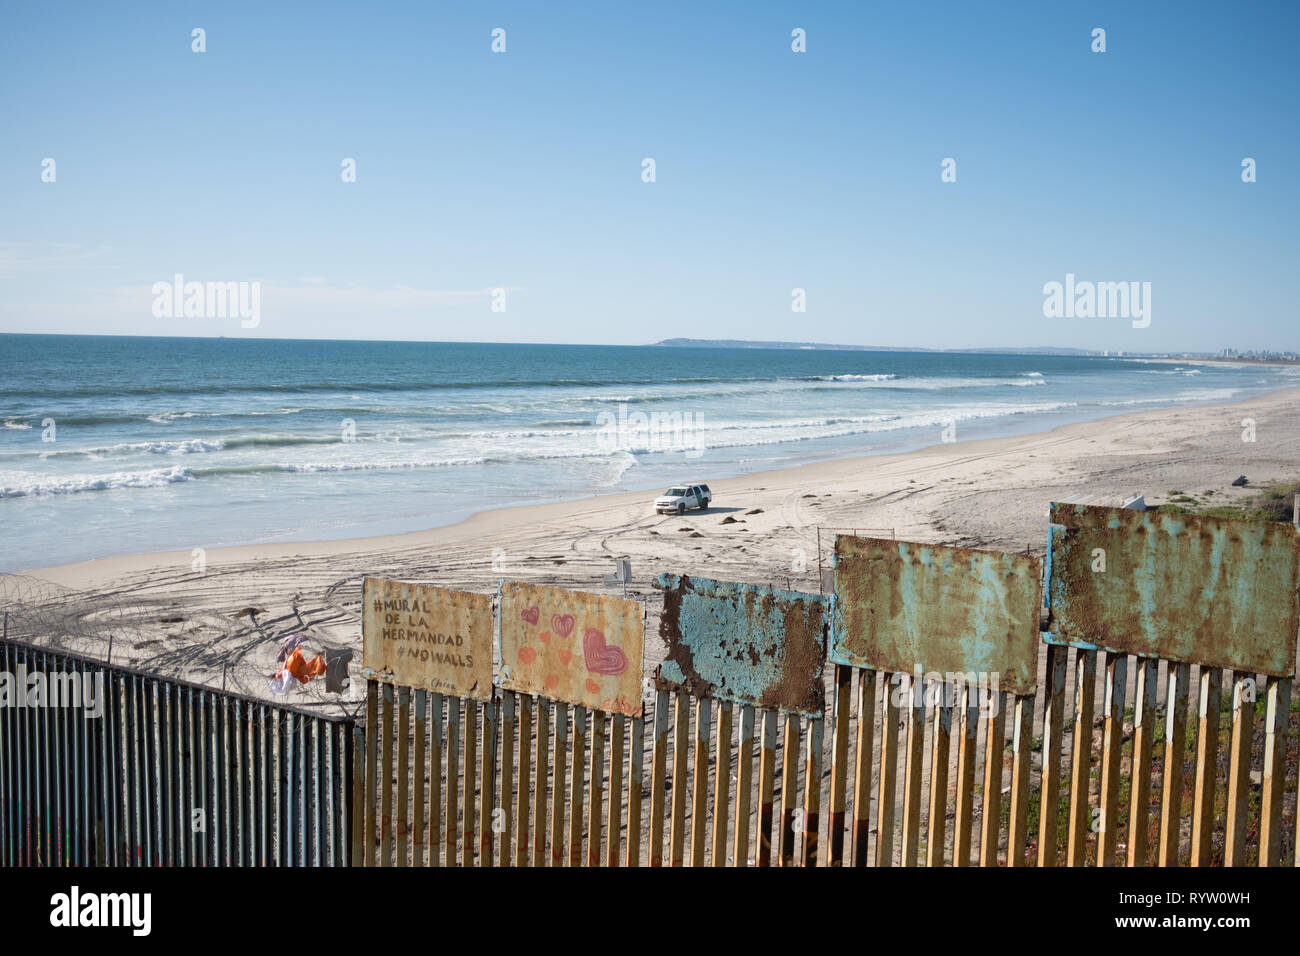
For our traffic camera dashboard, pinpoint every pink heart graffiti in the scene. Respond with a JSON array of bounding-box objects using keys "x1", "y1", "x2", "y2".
[
  {"x1": 582, "y1": 628, "x2": 627, "y2": 676},
  {"x1": 520, "y1": 605, "x2": 540, "y2": 625},
  {"x1": 550, "y1": 614, "x2": 575, "y2": 638}
]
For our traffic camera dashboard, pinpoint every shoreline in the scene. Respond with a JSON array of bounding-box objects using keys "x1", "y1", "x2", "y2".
[
  {"x1": 25, "y1": 387, "x2": 1300, "y2": 587},
  {"x1": 20, "y1": 383, "x2": 1300, "y2": 586},
  {"x1": 7, "y1": 341, "x2": 1297, "y2": 573},
  {"x1": 24, "y1": 384, "x2": 1300, "y2": 586},
  {"x1": 1140, "y1": 356, "x2": 1300, "y2": 369}
]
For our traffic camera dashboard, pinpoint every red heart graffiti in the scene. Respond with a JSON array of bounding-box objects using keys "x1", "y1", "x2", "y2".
[
  {"x1": 520, "y1": 605, "x2": 539, "y2": 625},
  {"x1": 582, "y1": 628, "x2": 627, "y2": 676},
  {"x1": 550, "y1": 614, "x2": 575, "y2": 638}
]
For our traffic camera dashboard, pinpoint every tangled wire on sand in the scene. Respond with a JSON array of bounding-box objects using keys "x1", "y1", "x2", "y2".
[{"x1": 0, "y1": 573, "x2": 360, "y2": 714}]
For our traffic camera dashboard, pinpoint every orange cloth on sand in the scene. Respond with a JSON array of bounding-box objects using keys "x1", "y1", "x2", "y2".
[{"x1": 283, "y1": 648, "x2": 327, "y2": 683}]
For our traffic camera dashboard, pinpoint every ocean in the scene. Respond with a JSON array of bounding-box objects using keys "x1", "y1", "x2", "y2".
[{"x1": 2, "y1": 334, "x2": 1296, "y2": 571}]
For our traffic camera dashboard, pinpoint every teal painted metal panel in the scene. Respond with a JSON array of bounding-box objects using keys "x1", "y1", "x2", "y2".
[
  {"x1": 1046, "y1": 502, "x2": 1299, "y2": 677},
  {"x1": 653, "y1": 574, "x2": 826, "y2": 717}
]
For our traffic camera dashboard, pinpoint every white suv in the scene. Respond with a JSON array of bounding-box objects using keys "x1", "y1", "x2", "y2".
[{"x1": 655, "y1": 483, "x2": 712, "y2": 515}]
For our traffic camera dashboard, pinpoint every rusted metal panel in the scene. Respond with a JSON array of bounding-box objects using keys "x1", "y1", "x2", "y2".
[
  {"x1": 653, "y1": 574, "x2": 827, "y2": 718},
  {"x1": 1046, "y1": 502, "x2": 1300, "y2": 676},
  {"x1": 361, "y1": 577, "x2": 493, "y2": 699},
  {"x1": 829, "y1": 535, "x2": 1042, "y2": 696},
  {"x1": 498, "y1": 583, "x2": 644, "y2": 718}
]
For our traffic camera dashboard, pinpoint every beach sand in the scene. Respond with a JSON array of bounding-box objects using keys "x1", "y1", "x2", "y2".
[{"x1": 8, "y1": 387, "x2": 1300, "y2": 712}]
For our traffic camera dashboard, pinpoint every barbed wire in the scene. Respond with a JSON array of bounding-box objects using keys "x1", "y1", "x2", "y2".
[{"x1": 0, "y1": 572, "x2": 361, "y2": 716}]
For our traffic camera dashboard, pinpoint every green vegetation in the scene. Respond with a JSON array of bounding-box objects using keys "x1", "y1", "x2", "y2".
[
  {"x1": 1015, "y1": 787, "x2": 1070, "y2": 845},
  {"x1": 1155, "y1": 480, "x2": 1299, "y2": 522},
  {"x1": 1195, "y1": 506, "x2": 1246, "y2": 519}
]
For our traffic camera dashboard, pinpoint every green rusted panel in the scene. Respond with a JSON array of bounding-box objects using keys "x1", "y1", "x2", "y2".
[
  {"x1": 1046, "y1": 503, "x2": 1300, "y2": 677},
  {"x1": 829, "y1": 535, "x2": 1042, "y2": 695},
  {"x1": 653, "y1": 573, "x2": 826, "y2": 717}
]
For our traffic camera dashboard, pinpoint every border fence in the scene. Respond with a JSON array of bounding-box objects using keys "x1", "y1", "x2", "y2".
[
  {"x1": 4, "y1": 503, "x2": 1299, "y2": 867},
  {"x1": 0, "y1": 639, "x2": 359, "y2": 867}
]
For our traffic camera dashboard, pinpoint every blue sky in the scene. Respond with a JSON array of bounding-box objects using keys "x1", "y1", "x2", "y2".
[{"x1": 1, "y1": 0, "x2": 1296, "y2": 351}]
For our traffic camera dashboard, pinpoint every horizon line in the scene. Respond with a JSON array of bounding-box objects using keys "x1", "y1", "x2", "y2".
[{"x1": 0, "y1": 330, "x2": 1274, "y2": 357}]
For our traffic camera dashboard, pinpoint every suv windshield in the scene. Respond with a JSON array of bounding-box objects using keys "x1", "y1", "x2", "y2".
[{"x1": 664, "y1": 487, "x2": 687, "y2": 496}]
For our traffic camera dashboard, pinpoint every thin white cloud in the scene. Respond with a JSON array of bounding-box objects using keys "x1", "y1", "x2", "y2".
[
  {"x1": 0, "y1": 241, "x2": 111, "y2": 278},
  {"x1": 260, "y1": 280, "x2": 521, "y2": 311},
  {"x1": 0, "y1": 278, "x2": 526, "y2": 333}
]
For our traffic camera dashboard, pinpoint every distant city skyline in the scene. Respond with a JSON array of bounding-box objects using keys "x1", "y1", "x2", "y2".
[{"x1": 2, "y1": 1, "x2": 1297, "y2": 352}]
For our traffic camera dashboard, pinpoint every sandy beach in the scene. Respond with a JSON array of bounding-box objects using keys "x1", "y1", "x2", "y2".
[{"x1": 7, "y1": 387, "x2": 1300, "y2": 711}]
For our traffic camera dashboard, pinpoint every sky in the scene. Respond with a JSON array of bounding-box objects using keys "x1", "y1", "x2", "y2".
[{"x1": 1, "y1": 0, "x2": 1297, "y2": 352}]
